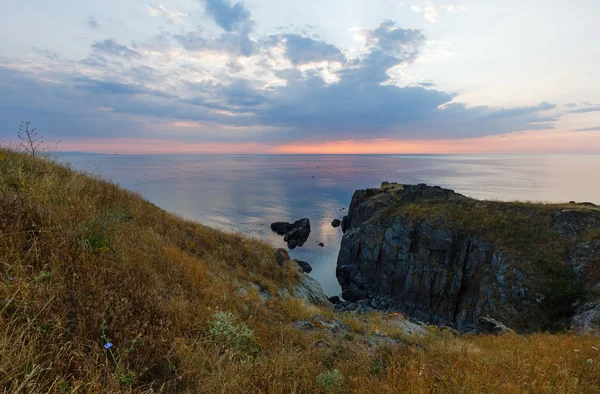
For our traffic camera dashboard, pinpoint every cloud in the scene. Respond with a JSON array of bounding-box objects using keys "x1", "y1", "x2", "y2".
[
  {"x1": 574, "y1": 126, "x2": 600, "y2": 132},
  {"x1": 480, "y1": 101, "x2": 556, "y2": 120},
  {"x1": 568, "y1": 106, "x2": 600, "y2": 114},
  {"x1": 203, "y1": 0, "x2": 253, "y2": 32},
  {"x1": 91, "y1": 39, "x2": 142, "y2": 59},
  {"x1": 0, "y1": 19, "x2": 560, "y2": 146},
  {"x1": 148, "y1": 4, "x2": 187, "y2": 24},
  {"x1": 174, "y1": 30, "x2": 253, "y2": 56},
  {"x1": 87, "y1": 16, "x2": 100, "y2": 30},
  {"x1": 411, "y1": 2, "x2": 466, "y2": 23},
  {"x1": 363, "y1": 21, "x2": 425, "y2": 60},
  {"x1": 411, "y1": 1, "x2": 439, "y2": 23},
  {"x1": 175, "y1": 0, "x2": 255, "y2": 56},
  {"x1": 268, "y1": 34, "x2": 345, "y2": 65}
]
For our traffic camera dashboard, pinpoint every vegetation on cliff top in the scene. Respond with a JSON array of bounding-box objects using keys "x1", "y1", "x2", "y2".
[{"x1": 1, "y1": 149, "x2": 599, "y2": 393}]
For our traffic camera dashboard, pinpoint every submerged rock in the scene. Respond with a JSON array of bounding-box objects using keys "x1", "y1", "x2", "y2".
[
  {"x1": 331, "y1": 219, "x2": 342, "y2": 228},
  {"x1": 271, "y1": 218, "x2": 311, "y2": 249}
]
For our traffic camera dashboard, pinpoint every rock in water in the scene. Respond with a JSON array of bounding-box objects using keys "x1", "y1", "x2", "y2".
[
  {"x1": 295, "y1": 259, "x2": 312, "y2": 273},
  {"x1": 271, "y1": 218, "x2": 311, "y2": 249},
  {"x1": 336, "y1": 182, "x2": 600, "y2": 333},
  {"x1": 331, "y1": 219, "x2": 342, "y2": 228}
]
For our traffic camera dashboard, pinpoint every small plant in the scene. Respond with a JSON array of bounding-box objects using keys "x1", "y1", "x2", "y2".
[
  {"x1": 209, "y1": 311, "x2": 260, "y2": 357},
  {"x1": 84, "y1": 210, "x2": 133, "y2": 252},
  {"x1": 18, "y1": 121, "x2": 44, "y2": 157},
  {"x1": 316, "y1": 369, "x2": 344, "y2": 393},
  {"x1": 101, "y1": 312, "x2": 142, "y2": 387}
]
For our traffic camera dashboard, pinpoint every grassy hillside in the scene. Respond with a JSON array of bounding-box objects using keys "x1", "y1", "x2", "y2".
[{"x1": 1, "y1": 149, "x2": 599, "y2": 393}]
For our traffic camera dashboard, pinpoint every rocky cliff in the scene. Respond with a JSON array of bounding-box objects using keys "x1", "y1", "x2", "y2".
[{"x1": 336, "y1": 183, "x2": 600, "y2": 333}]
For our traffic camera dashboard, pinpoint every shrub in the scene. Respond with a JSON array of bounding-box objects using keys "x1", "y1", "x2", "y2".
[
  {"x1": 316, "y1": 369, "x2": 344, "y2": 393},
  {"x1": 209, "y1": 311, "x2": 261, "y2": 357}
]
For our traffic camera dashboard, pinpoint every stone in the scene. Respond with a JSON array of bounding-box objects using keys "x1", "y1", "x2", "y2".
[
  {"x1": 569, "y1": 240, "x2": 600, "y2": 288},
  {"x1": 275, "y1": 248, "x2": 290, "y2": 266},
  {"x1": 295, "y1": 259, "x2": 313, "y2": 273},
  {"x1": 235, "y1": 287, "x2": 248, "y2": 297},
  {"x1": 553, "y1": 210, "x2": 597, "y2": 237},
  {"x1": 328, "y1": 295, "x2": 341, "y2": 304},
  {"x1": 251, "y1": 283, "x2": 272, "y2": 302},
  {"x1": 294, "y1": 273, "x2": 330, "y2": 306},
  {"x1": 331, "y1": 219, "x2": 342, "y2": 228},
  {"x1": 271, "y1": 218, "x2": 311, "y2": 249},
  {"x1": 318, "y1": 242, "x2": 325, "y2": 247},
  {"x1": 292, "y1": 321, "x2": 316, "y2": 331},
  {"x1": 478, "y1": 317, "x2": 515, "y2": 335},
  {"x1": 571, "y1": 301, "x2": 600, "y2": 335}
]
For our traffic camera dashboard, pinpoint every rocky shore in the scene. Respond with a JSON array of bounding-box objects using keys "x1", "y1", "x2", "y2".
[{"x1": 335, "y1": 183, "x2": 600, "y2": 334}]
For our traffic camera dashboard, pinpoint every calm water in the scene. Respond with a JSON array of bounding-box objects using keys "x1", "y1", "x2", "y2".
[{"x1": 59, "y1": 154, "x2": 600, "y2": 296}]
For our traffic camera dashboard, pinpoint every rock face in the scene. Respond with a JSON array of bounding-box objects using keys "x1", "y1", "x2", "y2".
[
  {"x1": 271, "y1": 218, "x2": 311, "y2": 249},
  {"x1": 295, "y1": 259, "x2": 312, "y2": 273},
  {"x1": 336, "y1": 183, "x2": 600, "y2": 333},
  {"x1": 553, "y1": 210, "x2": 597, "y2": 237}
]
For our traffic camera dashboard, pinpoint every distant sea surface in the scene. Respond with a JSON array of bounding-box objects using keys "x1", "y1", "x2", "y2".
[{"x1": 59, "y1": 154, "x2": 600, "y2": 296}]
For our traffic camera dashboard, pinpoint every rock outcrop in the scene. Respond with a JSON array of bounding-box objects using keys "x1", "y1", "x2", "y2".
[
  {"x1": 336, "y1": 183, "x2": 600, "y2": 333},
  {"x1": 271, "y1": 218, "x2": 311, "y2": 249}
]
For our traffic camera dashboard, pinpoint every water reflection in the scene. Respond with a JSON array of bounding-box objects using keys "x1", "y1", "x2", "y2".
[{"x1": 60, "y1": 154, "x2": 600, "y2": 296}]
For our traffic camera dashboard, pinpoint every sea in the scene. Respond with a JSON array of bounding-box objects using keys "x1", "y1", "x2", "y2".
[{"x1": 58, "y1": 153, "x2": 600, "y2": 296}]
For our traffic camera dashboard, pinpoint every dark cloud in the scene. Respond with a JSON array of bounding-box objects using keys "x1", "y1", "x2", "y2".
[
  {"x1": 574, "y1": 126, "x2": 600, "y2": 132},
  {"x1": 87, "y1": 16, "x2": 100, "y2": 30},
  {"x1": 176, "y1": 0, "x2": 256, "y2": 56},
  {"x1": 268, "y1": 34, "x2": 345, "y2": 65},
  {"x1": 91, "y1": 39, "x2": 142, "y2": 59},
  {"x1": 203, "y1": 0, "x2": 252, "y2": 32}
]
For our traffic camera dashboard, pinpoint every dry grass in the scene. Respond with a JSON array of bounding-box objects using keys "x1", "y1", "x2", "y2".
[{"x1": 0, "y1": 149, "x2": 599, "y2": 393}]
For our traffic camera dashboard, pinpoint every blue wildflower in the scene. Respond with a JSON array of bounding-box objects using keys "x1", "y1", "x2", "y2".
[
  {"x1": 7, "y1": 299, "x2": 12, "y2": 303},
  {"x1": 104, "y1": 342, "x2": 113, "y2": 349},
  {"x1": 8, "y1": 278, "x2": 13, "y2": 281}
]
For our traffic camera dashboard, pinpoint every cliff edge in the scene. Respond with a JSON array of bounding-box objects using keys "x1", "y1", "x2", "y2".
[{"x1": 337, "y1": 182, "x2": 600, "y2": 333}]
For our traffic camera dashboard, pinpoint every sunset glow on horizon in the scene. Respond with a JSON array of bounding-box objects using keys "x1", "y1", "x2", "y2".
[{"x1": 56, "y1": 129, "x2": 600, "y2": 155}]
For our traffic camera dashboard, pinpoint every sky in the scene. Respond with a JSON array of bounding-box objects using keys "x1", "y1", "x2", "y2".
[{"x1": 1, "y1": 0, "x2": 599, "y2": 154}]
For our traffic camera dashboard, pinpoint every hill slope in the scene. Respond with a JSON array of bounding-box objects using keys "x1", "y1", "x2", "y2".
[{"x1": 1, "y1": 150, "x2": 599, "y2": 393}]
